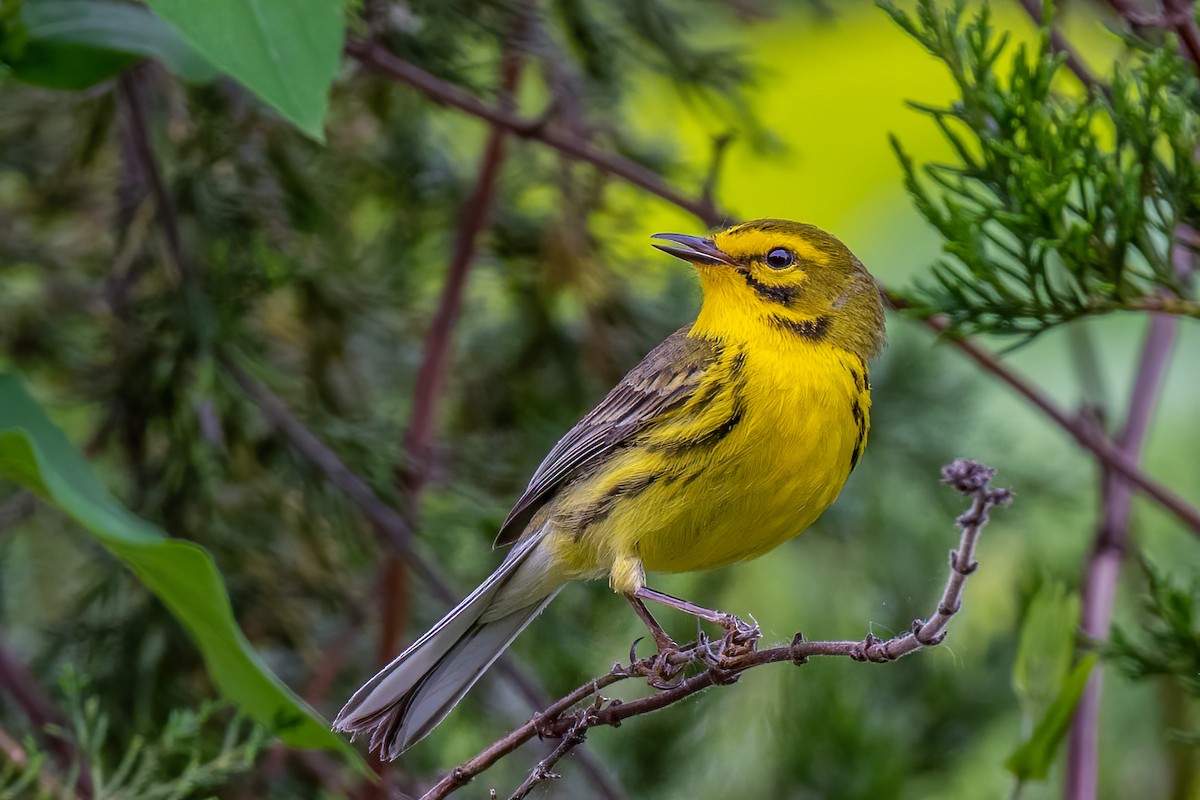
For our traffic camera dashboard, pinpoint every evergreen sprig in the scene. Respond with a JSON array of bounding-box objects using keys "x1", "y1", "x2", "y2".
[
  {"x1": 1108, "y1": 566, "x2": 1200, "y2": 740},
  {"x1": 882, "y1": 0, "x2": 1200, "y2": 338}
]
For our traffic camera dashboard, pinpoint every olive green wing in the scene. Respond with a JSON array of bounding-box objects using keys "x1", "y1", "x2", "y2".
[{"x1": 494, "y1": 325, "x2": 720, "y2": 547}]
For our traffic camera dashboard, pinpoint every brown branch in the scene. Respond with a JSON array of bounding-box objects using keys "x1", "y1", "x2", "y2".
[
  {"x1": 1122, "y1": 293, "x2": 1200, "y2": 317},
  {"x1": 1015, "y1": 0, "x2": 1101, "y2": 90},
  {"x1": 1105, "y1": 0, "x2": 1200, "y2": 71},
  {"x1": 919, "y1": 315, "x2": 1200, "y2": 535},
  {"x1": 381, "y1": 4, "x2": 534, "y2": 667},
  {"x1": 421, "y1": 460, "x2": 1011, "y2": 800},
  {"x1": 506, "y1": 699, "x2": 598, "y2": 800},
  {"x1": 345, "y1": 41, "x2": 724, "y2": 228},
  {"x1": 115, "y1": 68, "x2": 191, "y2": 284},
  {"x1": 700, "y1": 132, "x2": 735, "y2": 209}
]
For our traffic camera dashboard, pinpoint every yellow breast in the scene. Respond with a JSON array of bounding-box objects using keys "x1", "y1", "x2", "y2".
[{"x1": 546, "y1": 328, "x2": 870, "y2": 588}]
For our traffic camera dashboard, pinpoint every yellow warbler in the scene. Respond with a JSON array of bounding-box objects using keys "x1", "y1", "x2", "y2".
[{"x1": 335, "y1": 219, "x2": 887, "y2": 757}]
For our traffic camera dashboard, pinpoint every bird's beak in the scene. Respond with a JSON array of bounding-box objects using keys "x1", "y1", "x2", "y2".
[{"x1": 651, "y1": 233, "x2": 736, "y2": 267}]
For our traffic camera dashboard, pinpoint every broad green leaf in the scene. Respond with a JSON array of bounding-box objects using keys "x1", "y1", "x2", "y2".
[
  {"x1": 6, "y1": 0, "x2": 216, "y2": 89},
  {"x1": 1012, "y1": 582, "x2": 1080, "y2": 719},
  {"x1": 1006, "y1": 654, "x2": 1098, "y2": 782},
  {"x1": 143, "y1": 0, "x2": 343, "y2": 140},
  {"x1": 0, "y1": 373, "x2": 364, "y2": 772}
]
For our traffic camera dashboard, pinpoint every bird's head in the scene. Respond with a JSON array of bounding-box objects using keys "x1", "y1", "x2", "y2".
[{"x1": 652, "y1": 219, "x2": 886, "y2": 361}]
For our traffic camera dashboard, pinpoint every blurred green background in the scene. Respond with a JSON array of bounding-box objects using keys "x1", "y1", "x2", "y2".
[{"x1": 1, "y1": 0, "x2": 1198, "y2": 797}]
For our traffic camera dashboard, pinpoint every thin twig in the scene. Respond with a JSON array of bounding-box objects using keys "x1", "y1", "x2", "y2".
[
  {"x1": 115, "y1": 69, "x2": 190, "y2": 284},
  {"x1": 920, "y1": 315, "x2": 1200, "y2": 535},
  {"x1": 345, "y1": 41, "x2": 724, "y2": 228},
  {"x1": 506, "y1": 699, "x2": 597, "y2": 800},
  {"x1": 421, "y1": 460, "x2": 1011, "y2": 800},
  {"x1": 700, "y1": 132, "x2": 735, "y2": 209}
]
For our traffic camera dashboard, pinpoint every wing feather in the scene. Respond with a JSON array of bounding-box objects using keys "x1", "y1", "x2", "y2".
[{"x1": 494, "y1": 325, "x2": 720, "y2": 547}]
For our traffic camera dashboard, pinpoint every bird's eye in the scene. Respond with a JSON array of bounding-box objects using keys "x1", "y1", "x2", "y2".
[{"x1": 766, "y1": 248, "x2": 794, "y2": 269}]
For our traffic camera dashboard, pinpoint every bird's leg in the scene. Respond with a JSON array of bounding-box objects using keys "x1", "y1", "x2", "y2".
[
  {"x1": 624, "y1": 596, "x2": 689, "y2": 688},
  {"x1": 634, "y1": 587, "x2": 760, "y2": 651},
  {"x1": 626, "y1": 596, "x2": 677, "y2": 653}
]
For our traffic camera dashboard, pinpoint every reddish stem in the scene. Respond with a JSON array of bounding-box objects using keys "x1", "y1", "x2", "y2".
[
  {"x1": 1064, "y1": 311, "x2": 1180, "y2": 799},
  {"x1": 376, "y1": 10, "x2": 530, "y2": 668},
  {"x1": 920, "y1": 316, "x2": 1200, "y2": 535}
]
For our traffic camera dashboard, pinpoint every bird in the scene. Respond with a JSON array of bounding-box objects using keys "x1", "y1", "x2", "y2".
[{"x1": 333, "y1": 219, "x2": 887, "y2": 759}]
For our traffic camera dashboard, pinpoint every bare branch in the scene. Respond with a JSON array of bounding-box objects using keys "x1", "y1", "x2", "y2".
[
  {"x1": 1124, "y1": 294, "x2": 1200, "y2": 317},
  {"x1": 506, "y1": 699, "x2": 598, "y2": 800},
  {"x1": 115, "y1": 69, "x2": 191, "y2": 284},
  {"x1": 421, "y1": 460, "x2": 1011, "y2": 800},
  {"x1": 700, "y1": 132, "x2": 735, "y2": 209},
  {"x1": 345, "y1": 41, "x2": 724, "y2": 228},
  {"x1": 919, "y1": 315, "x2": 1200, "y2": 535}
]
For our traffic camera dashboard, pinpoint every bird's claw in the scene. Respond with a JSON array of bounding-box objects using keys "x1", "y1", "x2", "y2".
[
  {"x1": 715, "y1": 613, "x2": 760, "y2": 654},
  {"x1": 633, "y1": 648, "x2": 686, "y2": 689}
]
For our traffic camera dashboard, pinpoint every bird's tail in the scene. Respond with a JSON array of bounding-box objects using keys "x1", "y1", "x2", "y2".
[{"x1": 333, "y1": 534, "x2": 558, "y2": 758}]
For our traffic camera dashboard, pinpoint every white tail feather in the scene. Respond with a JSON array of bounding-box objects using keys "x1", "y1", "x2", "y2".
[{"x1": 333, "y1": 534, "x2": 557, "y2": 758}]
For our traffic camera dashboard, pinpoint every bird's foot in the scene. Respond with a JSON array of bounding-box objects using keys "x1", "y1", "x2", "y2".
[
  {"x1": 715, "y1": 613, "x2": 761, "y2": 654},
  {"x1": 628, "y1": 636, "x2": 691, "y2": 689}
]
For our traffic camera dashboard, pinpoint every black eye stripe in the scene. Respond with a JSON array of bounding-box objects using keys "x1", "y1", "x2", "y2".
[{"x1": 740, "y1": 269, "x2": 798, "y2": 305}]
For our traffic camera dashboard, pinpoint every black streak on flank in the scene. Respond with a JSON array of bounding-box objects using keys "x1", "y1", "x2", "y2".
[
  {"x1": 850, "y1": 439, "x2": 864, "y2": 473},
  {"x1": 772, "y1": 315, "x2": 831, "y2": 341},
  {"x1": 564, "y1": 472, "x2": 660, "y2": 534},
  {"x1": 741, "y1": 269, "x2": 799, "y2": 306},
  {"x1": 651, "y1": 402, "x2": 745, "y2": 454},
  {"x1": 849, "y1": 398, "x2": 866, "y2": 472}
]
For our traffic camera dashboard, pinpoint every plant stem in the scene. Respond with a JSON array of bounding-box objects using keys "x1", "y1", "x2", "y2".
[
  {"x1": 346, "y1": 41, "x2": 724, "y2": 227},
  {"x1": 920, "y1": 316, "x2": 1200, "y2": 535},
  {"x1": 380, "y1": 6, "x2": 532, "y2": 667},
  {"x1": 1064, "y1": 309, "x2": 1181, "y2": 800}
]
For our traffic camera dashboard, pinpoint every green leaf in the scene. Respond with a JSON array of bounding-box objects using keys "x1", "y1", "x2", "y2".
[
  {"x1": 6, "y1": 0, "x2": 216, "y2": 89},
  {"x1": 1012, "y1": 582, "x2": 1080, "y2": 719},
  {"x1": 1006, "y1": 653, "x2": 1098, "y2": 782},
  {"x1": 0, "y1": 373, "x2": 365, "y2": 772},
  {"x1": 142, "y1": 0, "x2": 343, "y2": 140}
]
